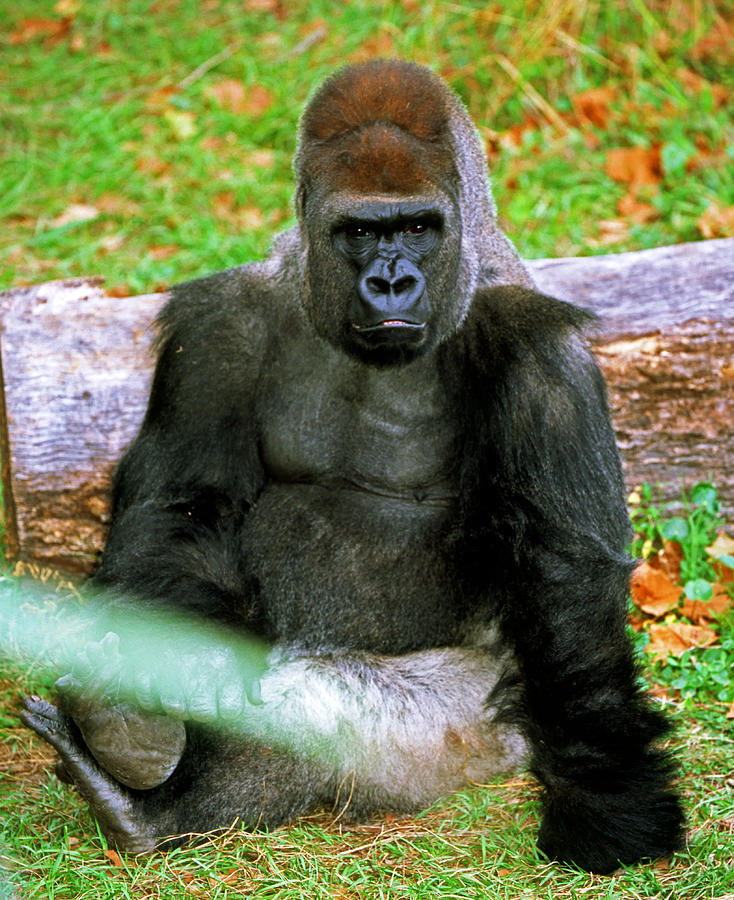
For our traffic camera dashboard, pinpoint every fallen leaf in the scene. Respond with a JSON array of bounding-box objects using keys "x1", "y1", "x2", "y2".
[
  {"x1": 692, "y1": 18, "x2": 734, "y2": 63},
  {"x1": 570, "y1": 86, "x2": 615, "y2": 129},
  {"x1": 104, "y1": 848, "x2": 124, "y2": 867},
  {"x1": 590, "y1": 219, "x2": 630, "y2": 247},
  {"x1": 98, "y1": 234, "x2": 125, "y2": 254},
  {"x1": 9, "y1": 17, "x2": 71, "y2": 45},
  {"x1": 54, "y1": 0, "x2": 81, "y2": 13},
  {"x1": 676, "y1": 68, "x2": 728, "y2": 106},
  {"x1": 649, "y1": 540, "x2": 683, "y2": 583},
  {"x1": 206, "y1": 79, "x2": 248, "y2": 114},
  {"x1": 241, "y1": 84, "x2": 273, "y2": 118},
  {"x1": 239, "y1": 207, "x2": 265, "y2": 229},
  {"x1": 145, "y1": 86, "x2": 179, "y2": 110},
  {"x1": 244, "y1": 149, "x2": 276, "y2": 168},
  {"x1": 727, "y1": 699, "x2": 734, "y2": 720},
  {"x1": 106, "y1": 284, "x2": 131, "y2": 298},
  {"x1": 51, "y1": 204, "x2": 100, "y2": 228},
  {"x1": 646, "y1": 622, "x2": 718, "y2": 662},
  {"x1": 605, "y1": 145, "x2": 662, "y2": 190},
  {"x1": 136, "y1": 156, "x2": 171, "y2": 177},
  {"x1": 631, "y1": 562, "x2": 681, "y2": 617},
  {"x1": 617, "y1": 192, "x2": 657, "y2": 225},
  {"x1": 680, "y1": 587, "x2": 731, "y2": 624},
  {"x1": 149, "y1": 245, "x2": 179, "y2": 260},
  {"x1": 706, "y1": 532, "x2": 734, "y2": 561},
  {"x1": 697, "y1": 203, "x2": 734, "y2": 239},
  {"x1": 244, "y1": 0, "x2": 282, "y2": 13}
]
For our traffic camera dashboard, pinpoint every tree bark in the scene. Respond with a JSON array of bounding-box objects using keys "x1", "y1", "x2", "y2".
[{"x1": 1, "y1": 238, "x2": 732, "y2": 574}]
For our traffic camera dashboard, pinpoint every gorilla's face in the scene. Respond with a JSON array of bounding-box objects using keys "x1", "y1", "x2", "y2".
[{"x1": 302, "y1": 192, "x2": 468, "y2": 366}]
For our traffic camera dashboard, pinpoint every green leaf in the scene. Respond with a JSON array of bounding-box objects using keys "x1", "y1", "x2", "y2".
[
  {"x1": 691, "y1": 482, "x2": 719, "y2": 514},
  {"x1": 684, "y1": 579, "x2": 713, "y2": 600},
  {"x1": 662, "y1": 517, "x2": 689, "y2": 541}
]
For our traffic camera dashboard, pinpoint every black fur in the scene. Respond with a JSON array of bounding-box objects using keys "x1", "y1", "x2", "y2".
[{"x1": 21, "y1": 61, "x2": 684, "y2": 874}]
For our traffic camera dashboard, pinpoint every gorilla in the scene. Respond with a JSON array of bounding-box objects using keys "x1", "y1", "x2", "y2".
[{"x1": 21, "y1": 59, "x2": 684, "y2": 874}]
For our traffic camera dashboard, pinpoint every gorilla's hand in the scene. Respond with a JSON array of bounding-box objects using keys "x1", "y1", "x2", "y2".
[
  {"x1": 55, "y1": 632, "x2": 186, "y2": 790},
  {"x1": 537, "y1": 782, "x2": 685, "y2": 874}
]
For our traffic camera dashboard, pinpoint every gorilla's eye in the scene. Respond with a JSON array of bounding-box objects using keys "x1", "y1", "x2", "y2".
[
  {"x1": 345, "y1": 224, "x2": 372, "y2": 240},
  {"x1": 404, "y1": 222, "x2": 427, "y2": 235}
]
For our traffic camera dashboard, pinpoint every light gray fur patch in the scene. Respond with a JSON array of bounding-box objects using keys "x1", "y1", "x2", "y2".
[{"x1": 238, "y1": 645, "x2": 526, "y2": 817}]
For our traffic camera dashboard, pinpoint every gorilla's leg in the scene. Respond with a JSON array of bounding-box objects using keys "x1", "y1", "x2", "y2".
[
  {"x1": 23, "y1": 646, "x2": 526, "y2": 851},
  {"x1": 21, "y1": 694, "x2": 332, "y2": 852}
]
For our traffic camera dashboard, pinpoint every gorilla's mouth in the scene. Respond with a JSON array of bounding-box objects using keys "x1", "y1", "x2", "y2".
[{"x1": 352, "y1": 320, "x2": 426, "y2": 347}]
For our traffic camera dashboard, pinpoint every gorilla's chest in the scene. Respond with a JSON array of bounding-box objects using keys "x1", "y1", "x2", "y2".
[
  {"x1": 258, "y1": 347, "x2": 458, "y2": 502},
  {"x1": 250, "y1": 346, "x2": 463, "y2": 650}
]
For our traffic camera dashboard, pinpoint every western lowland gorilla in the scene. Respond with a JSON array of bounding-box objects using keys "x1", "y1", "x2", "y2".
[{"x1": 21, "y1": 59, "x2": 684, "y2": 873}]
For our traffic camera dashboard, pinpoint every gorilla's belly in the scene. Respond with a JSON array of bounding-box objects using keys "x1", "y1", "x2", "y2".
[{"x1": 242, "y1": 481, "x2": 463, "y2": 653}]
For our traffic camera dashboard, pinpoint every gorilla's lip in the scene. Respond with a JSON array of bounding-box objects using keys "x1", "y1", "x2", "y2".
[{"x1": 352, "y1": 320, "x2": 426, "y2": 332}]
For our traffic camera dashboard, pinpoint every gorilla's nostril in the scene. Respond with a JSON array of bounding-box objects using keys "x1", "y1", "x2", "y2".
[
  {"x1": 392, "y1": 276, "x2": 416, "y2": 295},
  {"x1": 366, "y1": 277, "x2": 390, "y2": 296}
]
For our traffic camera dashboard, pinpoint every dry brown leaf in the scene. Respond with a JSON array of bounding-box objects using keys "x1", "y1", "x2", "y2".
[
  {"x1": 692, "y1": 18, "x2": 734, "y2": 63},
  {"x1": 571, "y1": 86, "x2": 615, "y2": 129},
  {"x1": 697, "y1": 203, "x2": 734, "y2": 239},
  {"x1": 605, "y1": 146, "x2": 662, "y2": 190},
  {"x1": 54, "y1": 0, "x2": 81, "y2": 13},
  {"x1": 136, "y1": 156, "x2": 171, "y2": 177},
  {"x1": 106, "y1": 284, "x2": 131, "y2": 298},
  {"x1": 676, "y1": 68, "x2": 728, "y2": 106},
  {"x1": 149, "y1": 245, "x2": 179, "y2": 261},
  {"x1": 207, "y1": 82, "x2": 274, "y2": 118},
  {"x1": 650, "y1": 540, "x2": 683, "y2": 583},
  {"x1": 145, "y1": 85, "x2": 179, "y2": 110},
  {"x1": 680, "y1": 589, "x2": 731, "y2": 625},
  {"x1": 617, "y1": 192, "x2": 657, "y2": 225},
  {"x1": 706, "y1": 532, "x2": 734, "y2": 561},
  {"x1": 244, "y1": 149, "x2": 276, "y2": 168},
  {"x1": 646, "y1": 622, "x2": 718, "y2": 662},
  {"x1": 9, "y1": 17, "x2": 71, "y2": 45},
  {"x1": 631, "y1": 562, "x2": 681, "y2": 617},
  {"x1": 242, "y1": 84, "x2": 274, "y2": 117},
  {"x1": 103, "y1": 848, "x2": 124, "y2": 867},
  {"x1": 590, "y1": 219, "x2": 630, "y2": 247},
  {"x1": 207, "y1": 79, "x2": 248, "y2": 114},
  {"x1": 727, "y1": 699, "x2": 734, "y2": 720}
]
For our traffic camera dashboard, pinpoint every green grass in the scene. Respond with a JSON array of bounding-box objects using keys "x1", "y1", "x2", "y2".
[
  {"x1": 1, "y1": 488, "x2": 733, "y2": 899},
  {"x1": 1, "y1": 0, "x2": 733, "y2": 294}
]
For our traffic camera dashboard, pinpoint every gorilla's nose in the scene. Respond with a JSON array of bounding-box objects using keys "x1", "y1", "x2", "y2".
[{"x1": 358, "y1": 258, "x2": 425, "y2": 318}]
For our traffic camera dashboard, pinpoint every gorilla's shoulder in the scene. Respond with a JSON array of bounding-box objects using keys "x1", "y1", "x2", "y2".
[
  {"x1": 471, "y1": 285, "x2": 594, "y2": 337},
  {"x1": 460, "y1": 285, "x2": 596, "y2": 358}
]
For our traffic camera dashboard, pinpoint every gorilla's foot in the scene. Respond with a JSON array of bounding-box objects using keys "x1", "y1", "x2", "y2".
[
  {"x1": 57, "y1": 673, "x2": 186, "y2": 790},
  {"x1": 20, "y1": 696, "x2": 158, "y2": 852}
]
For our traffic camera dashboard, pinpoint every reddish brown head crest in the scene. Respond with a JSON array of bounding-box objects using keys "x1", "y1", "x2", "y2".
[{"x1": 297, "y1": 60, "x2": 458, "y2": 197}]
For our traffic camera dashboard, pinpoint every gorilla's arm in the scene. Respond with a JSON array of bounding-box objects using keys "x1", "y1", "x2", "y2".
[
  {"x1": 50, "y1": 276, "x2": 270, "y2": 788},
  {"x1": 94, "y1": 274, "x2": 268, "y2": 625},
  {"x1": 458, "y1": 287, "x2": 684, "y2": 874}
]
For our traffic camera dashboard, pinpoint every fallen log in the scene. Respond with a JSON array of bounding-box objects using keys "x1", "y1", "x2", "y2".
[{"x1": 1, "y1": 237, "x2": 732, "y2": 573}]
